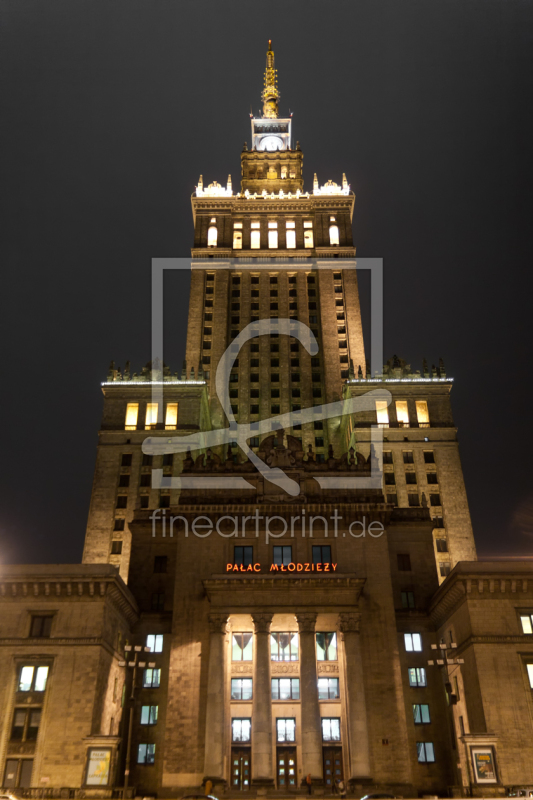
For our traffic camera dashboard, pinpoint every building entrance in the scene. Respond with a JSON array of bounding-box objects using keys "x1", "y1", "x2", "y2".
[
  {"x1": 276, "y1": 747, "x2": 297, "y2": 788},
  {"x1": 231, "y1": 748, "x2": 251, "y2": 790},
  {"x1": 323, "y1": 747, "x2": 343, "y2": 789}
]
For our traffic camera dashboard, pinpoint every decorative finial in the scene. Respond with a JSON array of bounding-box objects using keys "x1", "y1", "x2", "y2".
[
  {"x1": 261, "y1": 40, "x2": 279, "y2": 119},
  {"x1": 313, "y1": 173, "x2": 318, "y2": 191},
  {"x1": 227, "y1": 174, "x2": 232, "y2": 193}
]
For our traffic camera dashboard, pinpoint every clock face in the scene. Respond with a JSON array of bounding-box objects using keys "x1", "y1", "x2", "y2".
[{"x1": 259, "y1": 135, "x2": 283, "y2": 152}]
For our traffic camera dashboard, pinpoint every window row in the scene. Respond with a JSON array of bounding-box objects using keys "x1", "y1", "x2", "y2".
[
  {"x1": 383, "y1": 470, "x2": 439, "y2": 485},
  {"x1": 232, "y1": 632, "x2": 338, "y2": 663},
  {"x1": 375, "y1": 400, "x2": 430, "y2": 427},
  {"x1": 125, "y1": 402, "x2": 178, "y2": 431},
  {"x1": 207, "y1": 219, "x2": 318, "y2": 250},
  {"x1": 386, "y1": 492, "x2": 442, "y2": 508},
  {"x1": 231, "y1": 717, "x2": 341, "y2": 744},
  {"x1": 231, "y1": 677, "x2": 340, "y2": 701},
  {"x1": 235, "y1": 545, "x2": 333, "y2": 568},
  {"x1": 383, "y1": 450, "x2": 435, "y2": 465}
]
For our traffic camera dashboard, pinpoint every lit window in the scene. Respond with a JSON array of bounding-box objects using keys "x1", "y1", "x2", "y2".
[
  {"x1": 165, "y1": 403, "x2": 178, "y2": 430},
  {"x1": 145, "y1": 403, "x2": 158, "y2": 430},
  {"x1": 125, "y1": 403, "x2": 139, "y2": 430},
  {"x1": 329, "y1": 224, "x2": 339, "y2": 246},
  {"x1": 408, "y1": 668, "x2": 427, "y2": 687},
  {"x1": 271, "y1": 632, "x2": 299, "y2": 662},
  {"x1": 232, "y1": 633, "x2": 253, "y2": 661},
  {"x1": 404, "y1": 633, "x2": 422, "y2": 652},
  {"x1": 281, "y1": 166, "x2": 287, "y2": 178},
  {"x1": 277, "y1": 718, "x2": 295, "y2": 742},
  {"x1": 137, "y1": 743, "x2": 156, "y2": 764},
  {"x1": 207, "y1": 225, "x2": 217, "y2": 247},
  {"x1": 520, "y1": 614, "x2": 533, "y2": 634},
  {"x1": 304, "y1": 229, "x2": 314, "y2": 248},
  {"x1": 146, "y1": 634, "x2": 163, "y2": 653},
  {"x1": 318, "y1": 678, "x2": 340, "y2": 699},
  {"x1": 18, "y1": 665, "x2": 49, "y2": 692},
  {"x1": 376, "y1": 400, "x2": 389, "y2": 427},
  {"x1": 232, "y1": 718, "x2": 251, "y2": 742},
  {"x1": 413, "y1": 704, "x2": 431, "y2": 724},
  {"x1": 321, "y1": 718, "x2": 341, "y2": 741},
  {"x1": 268, "y1": 222, "x2": 278, "y2": 248},
  {"x1": 527, "y1": 663, "x2": 533, "y2": 688},
  {"x1": 316, "y1": 632, "x2": 337, "y2": 661},
  {"x1": 417, "y1": 742, "x2": 435, "y2": 763},
  {"x1": 286, "y1": 227, "x2": 296, "y2": 248},
  {"x1": 140, "y1": 705, "x2": 158, "y2": 725},
  {"x1": 233, "y1": 230, "x2": 242, "y2": 249},
  {"x1": 416, "y1": 400, "x2": 430, "y2": 427},
  {"x1": 251, "y1": 224, "x2": 260, "y2": 249},
  {"x1": 396, "y1": 401, "x2": 409, "y2": 427},
  {"x1": 272, "y1": 678, "x2": 300, "y2": 700},
  {"x1": 231, "y1": 678, "x2": 253, "y2": 700},
  {"x1": 142, "y1": 668, "x2": 161, "y2": 688}
]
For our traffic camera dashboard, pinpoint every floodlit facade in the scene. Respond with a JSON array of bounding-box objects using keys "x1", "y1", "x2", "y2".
[{"x1": 1, "y1": 41, "x2": 533, "y2": 800}]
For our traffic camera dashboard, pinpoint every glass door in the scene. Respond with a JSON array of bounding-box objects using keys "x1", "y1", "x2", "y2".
[
  {"x1": 231, "y1": 748, "x2": 251, "y2": 790},
  {"x1": 277, "y1": 747, "x2": 297, "y2": 788}
]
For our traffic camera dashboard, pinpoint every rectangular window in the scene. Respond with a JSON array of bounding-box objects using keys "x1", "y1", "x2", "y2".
[
  {"x1": 322, "y1": 718, "x2": 341, "y2": 742},
  {"x1": 231, "y1": 678, "x2": 253, "y2": 700},
  {"x1": 251, "y1": 227, "x2": 260, "y2": 249},
  {"x1": 111, "y1": 540, "x2": 123, "y2": 555},
  {"x1": 520, "y1": 614, "x2": 533, "y2": 634},
  {"x1": 119, "y1": 474, "x2": 130, "y2": 487},
  {"x1": 527, "y1": 663, "x2": 533, "y2": 688},
  {"x1": 271, "y1": 632, "x2": 299, "y2": 662},
  {"x1": 376, "y1": 400, "x2": 389, "y2": 427},
  {"x1": 234, "y1": 546, "x2": 253, "y2": 567},
  {"x1": 121, "y1": 453, "x2": 132, "y2": 467},
  {"x1": 145, "y1": 403, "x2": 158, "y2": 430},
  {"x1": 316, "y1": 632, "x2": 338, "y2": 661},
  {"x1": 408, "y1": 493, "x2": 420, "y2": 507},
  {"x1": 404, "y1": 633, "x2": 422, "y2": 652},
  {"x1": 384, "y1": 473, "x2": 396, "y2": 485},
  {"x1": 232, "y1": 632, "x2": 253, "y2": 661},
  {"x1": 286, "y1": 228, "x2": 296, "y2": 249},
  {"x1": 396, "y1": 401, "x2": 409, "y2": 426},
  {"x1": 408, "y1": 668, "x2": 427, "y2": 687},
  {"x1": 153, "y1": 555, "x2": 167, "y2": 573},
  {"x1": 424, "y1": 451, "x2": 435, "y2": 463},
  {"x1": 397, "y1": 553, "x2": 412, "y2": 571},
  {"x1": 137, "y1": 743, "x2": 156, "y2": 764},
  {"x1": 142, "y1": 668, "x2": 161, "y2": 688},
  {"x1": 436, "y1": 538, "x2": 448, "y2": 553},
  {"x1": 277, "y1": 718, "x2": 296, "y2": 743},
  {"x1": 268, "y1": 229, "x2": 278, "y2": 248},
  {"x1": 417, "y1": 742, "x2": 435, "y2": 763},
  {"x1": 140, "y1": 705, "x2": 158, "y2": 725},
  {"x1": 18, "y1": 665, "x2": 48, "y2": 692},
  {"x1": 271, "y1": 678, "x2": 300, "y2": 700},
  {"x1": 125, "y1": 403, "x2": 139, "y2": 430},
  {"x1": 273, "y1": 545, "x2": 292, "y2": 565},
  {"x1": 30, "y1": 616, "x2": 52, "y2": 638},
  {"x1": 11, "y1": 710, "x2": 27, "y2": 740},
  {"x1": 151, "y1": 592, "x2": 165, "y2": 611},
  {"x1": 430, "y1": 494, "x2": 442, "y2": 507},
  {"x1": 312, "y1": 545, "x2": 332, "y2": 565},
  {"x1": 232, "y1": 718, "x2": 251, "y2": 743},
  {"x1": 427, "y1": 473, "x2": 438, "y2": 484},
  {"x1": 402, "y1": 591, "x2": 415, "y2": 609},
  {"x1": 318, "y1": 678, "x2": 340, "y2": 700},
  {"x1": 413, "y1": 704, "x2": 431, "y2": 724},
  {"x1": 403, "y1": 451, "x2": 414, "y2": 464},
  {"x1": 233, "y1": 230, "x2": 243, "y2": 249},
  {"x1": 383, "y1": 451, "x2": 393, "y2": 464},
  {"x1": 416, "y1": 400, "x2": 430, "y2": 427},
  {"x1": 146, "y1": 634, "x2": 163, "y2": 653},
  {"x1": 165, "y1": 403, "x2": 178, "y2": 430},
  {"x1": 439, "y1": 562, "x2": 451, "y2": 578},
  {"x1": 405, "y1": 473, "x2": 417, "y2": 485}
]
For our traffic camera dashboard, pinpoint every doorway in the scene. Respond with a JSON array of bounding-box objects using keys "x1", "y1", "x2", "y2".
[
  {"x1": 277, "y1": 747, "x2": 297, "y2": 789},
  {"x1": 231, "y1": 748, "x2": 251, "y2": 790},
  {"x1": 323, "y1": 747, "x2": 343, "y2": 789}
]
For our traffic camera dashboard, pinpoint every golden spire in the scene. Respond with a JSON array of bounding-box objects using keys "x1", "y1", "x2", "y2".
[{"x1": 261, "y1": 39, "x2": 279, "y2": 119}]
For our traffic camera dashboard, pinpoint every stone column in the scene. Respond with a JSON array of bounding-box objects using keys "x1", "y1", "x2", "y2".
[
  {"x1": 204, "y1": 612, "x2": 228, "y2": 783},
  {"x1": 338, "y1": 612, "x2": 371, "y2": 780},
  {"x1": 297, "y1": 612, "x2": 323, "y2": 782},
  {"x1": 251, "y1": 613, "x2": 275, "y2": 786}
]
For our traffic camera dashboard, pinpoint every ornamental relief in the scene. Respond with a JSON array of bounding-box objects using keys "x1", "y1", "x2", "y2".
[
  {"x1": 317, "y1": 663, "x2": 339, "y2": 674},
  {"x1": 271, "y1": 663, "x2": 299, "y2": 675},
  {"x1": 231, "y1": 664, "x2": 253, "y2": 675}
]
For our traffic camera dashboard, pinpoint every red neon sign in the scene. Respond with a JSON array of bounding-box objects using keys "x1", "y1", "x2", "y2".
[{"x1": 225, "y1": 563, "x2": 338, "y2": 573}]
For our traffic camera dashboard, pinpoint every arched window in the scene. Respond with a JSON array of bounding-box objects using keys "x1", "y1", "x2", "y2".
[
  {"x1": 304, "y1": 230, "x2": 314, "y2": 248},
  {"x1": 329, "y1": 225, "x2": 339, "y2": 246},
  {"x1": 207, "y1": 226, "x2": 217, "y2": 247}
]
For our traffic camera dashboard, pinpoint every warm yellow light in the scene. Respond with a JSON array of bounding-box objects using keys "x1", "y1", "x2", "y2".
[
  {"x1": 286, "y1": 229, "x2": 296, "y2": 249},
  {"x1": 416, "y1": 400, "x2": 430, "y2": 427},
  {"x1": 165, "y1": 403, "x2": 178, "y2": 430},
  {"x1": 145, "y1": 403, "x2": 158, "y2": 430},
  {"x1": 251, "y1": 230, "x2": 260, "y2": 249},
  {"x1": 376, "y1": 400, "x2": 389, "y2": 426},
  {"x1": 396, "y1": 401, "x2": 409, "y2": 426},
  {"x1": 329, "y1": 225, "x2": 339, "y2": 246},
  {"x1": 304, "y1": 230, "x2": 314, "y2": 248},
  {"x1": 268, "y1": 230, "x2": 278, "y2": 248},
  {"x1": 125, "y1": 403, "x2": 139, "y2": 430},
  {"x1": 207, "y1": 226, "x2": 217, "y2": 247},
  {"x1": 233, "y1": 231, "x2": 243, "y2": 249}
]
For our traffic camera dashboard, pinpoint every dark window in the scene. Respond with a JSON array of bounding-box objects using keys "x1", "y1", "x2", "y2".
[
  {"x1": 271, "y1": 359, "x2": 279, "y2": 368},
  {"x1": 151, "y1": 593, "x2": 165, "y2": 612},
  {"x1": 142, "y1": 454, "x2": 153, "y2": 467},
  {"x1": 272, "y1": 678, "x2": 300, "y2": 700},
  {"x1": 311, "y1": 357, "x2": 320, "y2": 368},
  {"x1": 116, "y1": 496, "x2": 128, "y2": 509},
  {"x1": 384, "y1": 473, "x2": 396, "y2": 485},
  {"x1": 163, "y1": 453, "x2": 173, "y2": 467},
  {"x1": 160, "y1": 495, "x2": 170, "y2": 509},
  {"x1": 312, "y1": 545, "x2": 332, "y2": 565},
  {"x1": 408, "y1": 493, "x2": 420, "y2": 507},
  {"x1": 424, "y1": 451, "x2": 435, "y2": 464},
  {"x1": 271, "y1": 374, "x2": 279, "y2": 383},
  {"x1": 154, "y1": 555, "x2": 167, "y2": 573},
  {"x1": 30, "y1": 616, "x2": 52, "y2": 638},
  {"x1": 405, "y1": 473, "x2": 417, "y2": 484},
  {"x1": 314, "y1": 421, "x2": 323, "y2": 430},
  {"x1": 251, "y1": 342, "x2": 259, "y2": 352},
  {"x1": 430, "y1": 494, "x2": 442, "y2": 506},
  {"x1": 250, "y1": 389, "x2": 259, "y2": 399},
  {"x1": 402, "y1": 591, "x2": 415, "y2": 609},
  {"x1": 270, "y1": 276, "x2": 278, "y2": 284},
  {"x1": 308, "y1": 301, "x2": 317, "y2": 310},
  {"x1": 140, "y1": 474, "x2": 151, "y2": 487},
  {"x1": 273, "y1": 545, "x2": 292, "y2": 565},
  {"x1": 231, "y1": 316, "x2": 239, "y2": 325},
  {"x1": 251, "y1": 359, "x2": 259, "y2": 368},
  {"x1": 397, "y1": 553, "x2": 412, "y2": 571},
  {"x1": 251, "y1": 276, "x2": 259, "y2": 284},
  {"x1": 307, "y1": 275, "x2": 315, "y2": 284},
  {"x1": 288, "y1": 276, "x2": 297, "y2": 284},
  {"x1": 271, "y1": 389, "x2": 280, "y2": 398},
  {"x1": 427, "y1": 473, "x2": 438, "y2": 484},
  {"x1": 249, "y1": 437, "x2": 260, "y2": 448},
  {"x1": 111, "y1": 540, "x2": 123, "y2": 555},
  {"x1": 203, "y1": 326, "x2": 212, "y2": 335},
  {"x1": 140, "y1": 496, "x2": 149, "y2": 509},
  {"x1": 250, "y1": 373, "x2": 259, "y2": 383},
  {"x1": 292, "y1": 389, "x2": 301, "y2": 399},
  {"x1": 270, "y1": 303, "x2": 278, "y2": 311},
  {"x1": 271, "y1": 343, "x2": 279, "y2": 352},
  {"x1": 318, "y1": 678, "x2": 340, "y2": 699},
  {"x1": 11, "y1": 710, "x2": 26, "y2": 741},
  {"x1": 383, "y1": 451, "x2": 393, "y2": 464},
  {"x1": 232, "y1": 290, "x2": 240, "y2": 298},
  {"x1": 203, "y1": 341, "x2": 211, "y2": 349},
  {"x1": 234, "y1": 546, "x2": 253, "y2": 566},
  {"x1": 114, "y1": 518, "x2": 125, "y2": 531},
  {"x1": 121, "y1": 454, "x2": 132, "y2": 467},
  {"x1": 204, "y1": 313, "x2": 212, "y2": 321},
  {"x1": 315, "y1": 437, "x2": 324, "y2": 448},
  {"x1": 439, "y1": 562, "x2": 451, "y2": 578},
  {"x1": 387, "y1": 493, "x2": 398, "y2": 506},
  {"x1": 270, "y1": 290, "x2": 278, "y2": 298},
  {"x1": 232, "y1": 276, "x2": 241, "y2": 285},
  {"x1": 436, "y1": 538, "x2": 448, "y2": 553},
  {"x1": 271, "y1": 404, "x2": 280, "y2": 414},
  {"x1": 403, "y1": 451, "x2": 414, "y2": 464}
]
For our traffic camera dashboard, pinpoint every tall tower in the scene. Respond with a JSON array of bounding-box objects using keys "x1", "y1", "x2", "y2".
[{"x1": 186, "y1": 41, "x2": 365, "y2": 459}]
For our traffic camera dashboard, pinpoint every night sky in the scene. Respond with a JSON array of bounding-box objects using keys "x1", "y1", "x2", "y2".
[{"x1": 1, "y1": 1, "x2": 532, "y2": 565}]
